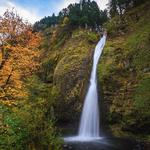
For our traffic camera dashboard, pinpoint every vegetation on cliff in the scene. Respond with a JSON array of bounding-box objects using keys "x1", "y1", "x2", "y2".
[
  {"x1": 38, "y1": 24, "x2": 99, "y2": 123},
  {"x1": 98, "y1": 0, "x2": 150, "y2": 141}
]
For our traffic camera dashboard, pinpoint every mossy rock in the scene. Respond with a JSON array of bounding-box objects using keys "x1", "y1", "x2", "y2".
[{"x1": 49, "y1": 29, "x2": 97, "y2": 122}]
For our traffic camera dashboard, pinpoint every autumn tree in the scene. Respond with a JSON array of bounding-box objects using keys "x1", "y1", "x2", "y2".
[{"x1": 0, "y1": 9, "x2": 41, "y2": 102}]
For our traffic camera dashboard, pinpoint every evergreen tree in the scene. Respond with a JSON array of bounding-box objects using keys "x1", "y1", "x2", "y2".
[
  {"x1": 109, "y1": 0, "x2": 148, "y2": 17},
  {"x1": 34, "y1": 0, "x2": 108, "y2": 30}
]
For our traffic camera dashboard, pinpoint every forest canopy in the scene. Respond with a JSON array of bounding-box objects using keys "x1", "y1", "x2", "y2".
[
  {"x1": 33, "y1": 0, "x2": 108, "y2": 31},
  {"x1": 108, "y1": 0, "x2": 148, "y2": 17}
]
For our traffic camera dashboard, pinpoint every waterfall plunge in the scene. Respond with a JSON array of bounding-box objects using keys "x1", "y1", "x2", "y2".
[{"x1": 64, "y1": 35, "x2": 106, "y2": 142}]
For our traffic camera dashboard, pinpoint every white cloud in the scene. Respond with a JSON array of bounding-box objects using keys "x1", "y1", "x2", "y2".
[
  {"x1": 94, "y1": 0, "x2": 109, "y2": 10},
  {"x1": 0, "y1": 0, "x2": 41, "y2": 24},
  {"x1": 0, "y1": 0, "x2": 109, "y2": 24}
]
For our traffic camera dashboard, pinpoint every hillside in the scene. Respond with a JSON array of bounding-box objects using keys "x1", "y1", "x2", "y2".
[
  {"x1": 38, "y1": 1, "x2": 150, "y2": 146},
  {"x1": 98, "y1": 0, "x2": 150, "y2": 143},
  {"x1": 39, "y1": 25, "x2": 100, "y2": 123}
]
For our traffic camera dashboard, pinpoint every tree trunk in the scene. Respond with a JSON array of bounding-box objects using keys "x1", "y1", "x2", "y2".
[
  {"x1": 0, "y1": 47, "x2": 5, "y2": 69},
  {"x1": 1, "y1": 68, "x2": 13, "y2": 89}
]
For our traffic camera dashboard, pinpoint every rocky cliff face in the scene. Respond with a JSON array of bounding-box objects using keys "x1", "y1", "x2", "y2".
[
  {"x1": 39, "y1": 26, "x2": 99, "y2": 123},
  {"x1": 98, "y1": 1, "x2": 150, "y2": 141}
]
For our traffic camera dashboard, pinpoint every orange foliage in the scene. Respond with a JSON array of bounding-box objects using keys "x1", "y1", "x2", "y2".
[{"x1": 0, "y1": 9, "x2": 41, "y2": 102}]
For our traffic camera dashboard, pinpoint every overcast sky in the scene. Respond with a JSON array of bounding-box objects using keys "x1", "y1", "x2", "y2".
[{"x1": 0, "y1": 0, "x2": 109, "y2": 24}]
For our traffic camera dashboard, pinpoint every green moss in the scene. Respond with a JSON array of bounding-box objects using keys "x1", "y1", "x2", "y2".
[
  {"x1": 51, "y1": 29, "x2": 96, "y2": 122},
  {"x1": 87, "y1": 32, "x2": 99, "y2": 43},
  {"x1": 134, "y1": 77, "x2": 150, "y2": 116},
  {"x1": 125, "y1": 22, "x2": 150, "y2": 73},
  {"x1": 98, "y1": 2, "x2": 150, "y2": 141},
  {"x1": 98, "y1": 41, "x2": 115, "y2": 81},
  {"x1": 39, "y1": 54, "x2": 58, "y2": 82}
]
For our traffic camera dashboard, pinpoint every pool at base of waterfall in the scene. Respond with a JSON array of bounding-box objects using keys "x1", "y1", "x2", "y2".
[
  {"x1": 63, "y1": 137, "x2": 146, "y2": 150},
  {"x1": 64, "y1": 136, "x2": 103, "y2": 142}
]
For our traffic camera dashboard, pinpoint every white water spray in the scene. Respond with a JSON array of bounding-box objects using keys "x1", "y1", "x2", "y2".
[
  {"x1": 78, "y1": 34, "x2": 106, "y2": 137},
  {"x1": 64, "y1": 34, "x2": 106, "y2": 142}
]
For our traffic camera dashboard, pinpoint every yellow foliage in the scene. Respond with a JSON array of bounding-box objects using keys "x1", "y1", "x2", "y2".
[{"x1": 0, "y1": 9, "x2": 41, "y2": 103}]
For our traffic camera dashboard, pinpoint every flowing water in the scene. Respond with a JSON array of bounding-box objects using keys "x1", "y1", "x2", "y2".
[
  {"x1": 78, "y1": 35, "x2": 106, "y2": 138},
  {"x1": 63, "y1": 35, "x2": 146, "y2": 150},
  {"x1": 64, "y1": 35, "x2": 106, "y2": 142},
  {"x1": 63, "y1": 137, "x2": 146, "y2": 150}
]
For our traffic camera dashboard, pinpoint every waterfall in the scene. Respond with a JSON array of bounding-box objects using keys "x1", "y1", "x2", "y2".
[
  {"x1": 64, "y1": 34, "x2": 106, "y2": 142},
  {"x1": 78, "y1": 34, "x2": 106, "y2": 137}
]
